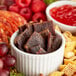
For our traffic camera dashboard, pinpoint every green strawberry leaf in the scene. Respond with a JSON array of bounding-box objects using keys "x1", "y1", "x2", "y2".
[{"x1": 44, "y1": 0, "x2": 56, "y2": 5}]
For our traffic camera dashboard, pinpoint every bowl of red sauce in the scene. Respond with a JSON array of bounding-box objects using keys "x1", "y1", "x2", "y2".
[{"x1": 46, "y1": 1, "x2": 76, "y2": 33}]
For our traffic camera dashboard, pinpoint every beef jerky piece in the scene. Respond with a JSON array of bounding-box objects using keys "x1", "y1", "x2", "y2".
[
  {"x1": 14, "y1": 25, "x2": 33, "y2": 50},
  {"x1": 14, "y1": 36, "x2": 19, "y2": 46},
  {"x1": 39, "y1": 29, "x2": 50, "y2": 39},
  {"x1": 18, "y1": 24, "x2": 29, "y2": 34},
  {"x1": 24, "y1": 32, "x2": 45, "y2": 52},
  {"x1": 30, "y1": 45, "x2": 46, "y2": 54},
  {"x1": 33, "y1": 21, "x2": 55, "y2": 36},
  {"x1": 47, "y1": 32, "x2": 53, "y2": 52},
  {"x1": 30, "y1": 45, "x2": 41, "y2": 54},
  {"x1": 36, "y1": 48, "x2": 46, "y2": 54},
  {"x1": 51, "y1": 34, "x2": 62, "y2": 51}
]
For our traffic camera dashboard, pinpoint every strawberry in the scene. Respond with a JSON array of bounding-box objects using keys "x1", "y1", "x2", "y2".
[
  {"x1": 31, "y1": 0, "x2": 46, "y2": 13},
  {"x1": 32, "y1": 12, "x2": 46, "y2": 22},
  {"x1": 0, "y1": 5, "x2": 7, "y2": 10},
  {"x1": 9, "y1": 4, "x2": 20, "y2": 13},
  {"x1": 20, "y1": 8, "x2": 32, "y2": 21},
  {"x1": 15, "y1": 0, "x2": 31, "y2": 8},
  {"x1": 4, "y1": 0, "x2": 15, "y2": 7}
]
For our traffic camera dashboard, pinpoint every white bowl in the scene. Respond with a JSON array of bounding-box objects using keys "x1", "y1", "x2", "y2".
[
  {"x1": 10, "y1": 30, "x2": 65, "y2": 76},
  {"x1": 46, "y1": 1, "x2": 76, "y2": 33}
]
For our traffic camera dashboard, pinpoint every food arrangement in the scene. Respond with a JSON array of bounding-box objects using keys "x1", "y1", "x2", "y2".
[
  {"x1": 48, "y1": 26, "x2": 76, "y2": 76},
  {"x1": 0, "y1": 0, "x2": 47, "y2": 22},
  {"x1": 14, "y1": 21, "x2": 62, "y2": 54},
  {"x1": 0, "y1": 0, "x2": 76, "y2": 76}
]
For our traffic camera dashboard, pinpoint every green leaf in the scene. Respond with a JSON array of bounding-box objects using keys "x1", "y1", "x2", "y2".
[
  {"x1": 10, "y1": 72, "x2": 24, "y2": 76},
  {"x1": 44, "y1": 0, "x2": 56, "y2": 5}
]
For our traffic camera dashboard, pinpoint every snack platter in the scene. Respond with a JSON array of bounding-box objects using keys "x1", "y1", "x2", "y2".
[{"x1": 0, "y1": 0, "x2": 76, "y2": 76}]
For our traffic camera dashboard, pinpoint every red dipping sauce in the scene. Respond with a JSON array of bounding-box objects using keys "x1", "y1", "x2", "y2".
[{"x1": 50, "y1": 5, "x2": 76, "y2": 26}]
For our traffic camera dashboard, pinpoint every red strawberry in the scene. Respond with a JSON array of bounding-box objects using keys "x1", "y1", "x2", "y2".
[
  {"x1": 32, "y1": 0, "x2": 43, "y2": 3},
  {"x1": 20, "y1": 8, "x2": 32, "y2": 21},
  {"x1": 4, "y1": 0, "x2": 15, "y2": 7},
  {"x1": 31, "y1": 0, "x2": 46, "y2": 13},
  {"x1": 0, "y1": 5, "x2": 7, "y2": 10},
  {"x1": 9, "y1": 4, "x2": 20, "y2": 13},
  {"x1": 32, "y1": 12, "x2": 46, "y2": 22},
  {"x1": 15, "y1": 0, "x2": 31, "y2": 8}
]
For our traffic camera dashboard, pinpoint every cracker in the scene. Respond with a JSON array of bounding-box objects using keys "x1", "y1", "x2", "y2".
[{"x1": 62, "y1": 64, "x2": 76, "y2": 76}]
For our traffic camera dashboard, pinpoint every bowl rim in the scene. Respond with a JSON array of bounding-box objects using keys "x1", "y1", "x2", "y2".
[
  {"x1": 46, "y1": 1, "x2": 76, "y2": 29},
  {"x1": 10, "y1": 30, "x2": 65, "y2": 57}
]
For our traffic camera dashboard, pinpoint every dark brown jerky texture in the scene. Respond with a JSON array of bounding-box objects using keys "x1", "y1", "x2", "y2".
[
  {"x1": 51, "y1": 34, "x2": 62, "y2": 51},
  {"x1": 39, "y1": 29, "x2": 50, "y2": 39},
  {"x1": 14, "y1": 25, "x2": 33, "y2": 50},
  {"x1": 18, "y1": 24, "x2": 28, "y2": 34},
  {"x1": 30, "y1": 45, "x2": 41, "y2": 54},
  {"x1": 24, "y1": 32, "x2": 45, "y2": 52},
  {"x1": 36, "y1": 48, "x2": 46, "y2": 54},
  {"x1": 33, "y1": 21, "x2": 55, "y2": 36},
  {"x1": 47, "y1": 32, "x2": 54, "y2": 52}
]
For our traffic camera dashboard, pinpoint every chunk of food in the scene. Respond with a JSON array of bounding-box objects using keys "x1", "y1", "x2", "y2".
[
  {"x1": 14, "y1": 25, "x2": 33, "y2": 50},
  {"x1": 18, "y1": 24, "x2": 29, "y2": 34},
  {"x1": 14, "y1": 21, "x2": 62, "y2": 54},
  {"x1": 47, "y1": 32, "x2": 53, "y2": 52},
  {"x1": 30, "y1": 45, "x2": 46, "y2": 54},
  {"x1": 51, "y1": 34, "x2": 62, "y2": 51},
  {"x1": 24, "y1": 32, "x2": 45, "y2": 52},
  {"x1": 33, "y1": 21, "x2": 55, "y2": 36},
  {"x1": 40, "y1": 29, "x2": 50, "y2": 39},
  {"x1": 36, "y1": 48, "x2": 46, "y2": 54}
]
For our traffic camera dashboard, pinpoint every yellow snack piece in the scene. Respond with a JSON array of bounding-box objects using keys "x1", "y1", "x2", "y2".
[
  {"x1": 64, "y1": 59, "x2": 76, "y2": 65},
  {"x1": 74, "y1": 49, "x2": 76, "y2": 55},
  {"x1": 62, "y1": 63, "x2": 76, "y2": 76},
  {"x1": 63, "y1": 31, "x2": 72, "y2": 38},
  {"x1": 63, "y1": 31, "x2": 72, "y2": 42},
  {"x1": 64, "y1": 51, "x2": 75, "y2": 58},
  {"x1": 69, "y1": 56, "x2": 76, "y2": 61},
  {"x1": 49, "y1": 71, "x2": 64, "y2": 76},
  {"x1": 64, "y1": 41, "x2": 76, "y2": 58},
  {"x1": 59, "y1": 65, "x2": 66, "y2": 71}
]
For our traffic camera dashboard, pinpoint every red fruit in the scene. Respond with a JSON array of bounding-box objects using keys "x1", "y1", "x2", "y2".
[
  {"x1": 0, "y1": 59, "x2": 3, "y2": 69},
  {"x1": 20, "y1": 8, "x2": 32, "y2": 21},
  {"x1": 0, "y1": 5, "x2": 7, "y2": 10},
  {"x1": 9, "y1": 4, "x2": 20, "y2": 13},
  {"x1": 32, "y1": 12, "x2": 46, "y2": 22},
  {"x1": 33, "y1": 0, "x2": 43, "y2": 3},
  {"x1": 4, "y1": 55, "x2": 16, "y2": 67},
  {"x1": 4, "y1": 0, "x2": 15, "y2": 6},
  {"x1": 0, "y1": 69, "x2": 9, "y2": 76},
  {"x1": 0, "y1": 43, "x2": 8, "y2": 57},
  {"x1": 24, "y1": 0, "x2": 31, "y2": 6},
  {"x1": 15, "y1": 0, "x2": 31, "y2": 8},
  {"x1": 31, "y1": 0, "x2": 46, "y2": 13}
]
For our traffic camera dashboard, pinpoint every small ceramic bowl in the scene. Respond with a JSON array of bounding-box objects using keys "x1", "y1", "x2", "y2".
[
  {"x1": 46, "y1": 1, "x2": 76, "y2": 33},
  {"x1": 10, "y1": 30, "x2": 65, "y2": 76}
]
